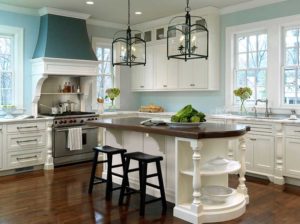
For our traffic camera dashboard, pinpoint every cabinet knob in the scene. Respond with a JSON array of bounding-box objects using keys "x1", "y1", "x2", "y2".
[
  {"x1": 190, "y1": 84, "x2": 195, "y2": 87},
  {"x1": 163, "y1": 85, "x2": 167, "y2": 88},
  {"x1": 140, "y1": 85, "x2": 144, "y2": 88}
]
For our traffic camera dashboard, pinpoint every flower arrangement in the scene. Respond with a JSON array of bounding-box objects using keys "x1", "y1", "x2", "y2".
[
  {"x1": 233, "y1": 87, "x2": 252, "y2": 114},
  {"x1": 105, "y1": 88, "x2": 120, "y2": 107}
]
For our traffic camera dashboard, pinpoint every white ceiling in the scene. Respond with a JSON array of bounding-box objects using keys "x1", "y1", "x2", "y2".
[{"x1": 0, "y1": 0, "x2": 255, "y2": 24}]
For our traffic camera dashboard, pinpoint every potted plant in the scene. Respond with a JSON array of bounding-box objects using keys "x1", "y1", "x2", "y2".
[
  {"x1": 233, "y1": 87, "x2": 252, "y2": 115},
  {"x1": 105, "y1": 88, "x2": 120, "y2": 110}
]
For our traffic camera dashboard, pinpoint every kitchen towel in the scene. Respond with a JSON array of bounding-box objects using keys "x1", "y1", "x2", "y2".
[{"x1": 67, "y1": 127, "x2": 82, "y2": 151}]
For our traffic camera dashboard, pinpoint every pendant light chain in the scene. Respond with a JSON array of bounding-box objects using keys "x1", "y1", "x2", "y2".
[
  {"x1": 186, "y1": 0, "x2": 191, "y2": 12},
  {"x1": 128, "y1": 0, "x2": 130, "y2": 27}
]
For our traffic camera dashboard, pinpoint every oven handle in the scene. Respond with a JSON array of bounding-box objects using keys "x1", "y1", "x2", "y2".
[{"x1": 55, "y1": 127, "x2": 98, "y2": 132}]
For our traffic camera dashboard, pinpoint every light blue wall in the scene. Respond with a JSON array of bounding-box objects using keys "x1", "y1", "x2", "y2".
[
  {"x1": 139, "y1": 0, "x2": 300, "y2": 113},
  {"x1": 0, "y1": 10, "x2": 40, "y2": 114}
]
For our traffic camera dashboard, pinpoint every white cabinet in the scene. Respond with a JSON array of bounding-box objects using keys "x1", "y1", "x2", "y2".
[
  {"x1": 235, "y1": 121, "x2": 275, "y2": 180},
  {"x1": 285, "y1": 138, "x2": 300, "y2": 178},
  {"x1": 178, "y1": 59, "x2": 208, "y2": 89},
  {"x1": 131, "y1": 9, "x2": 220, "y2": 92},
  {"x1": 154, "y1": 44, "x2": 178, "y2": 90},
  {"x1": 245, "y1": 134, "x2": 274, "y2": 175},
  {"x1": 284, "y1": 125, "x2": 300, "y2": 179},
  {"x1": 0, "y1": 125, "x2": 3, "y2": 170},
  {"x1": 1, "y1": 121, "x2": 48, "y2": 171},
  {"x1": 131, "y1": 46, "x2": 154, "y2": 90}
]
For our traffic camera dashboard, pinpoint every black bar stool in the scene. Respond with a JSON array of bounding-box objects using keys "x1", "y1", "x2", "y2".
[
  {"x1": 88, "y1": 145, "x2": 127, "y2": 200},
  {"x1": 119, "y1": 152, "x2": 167, "y2": 216}
]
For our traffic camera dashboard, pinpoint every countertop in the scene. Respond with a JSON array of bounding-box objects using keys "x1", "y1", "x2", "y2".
[
  {"x1": 0, "y1": 116, "x2": 53, "y2": 124},
  {"x1": 87, "y1": 117, "x2": 250, "y2": 139}
]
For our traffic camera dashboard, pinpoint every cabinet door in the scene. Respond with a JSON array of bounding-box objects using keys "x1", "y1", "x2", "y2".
[
  {"x1": 0, "y1": 125, "x2": 2, "y2": 169},
  {"x1": 252, "y1": 135, "x2": 274, "y2": 174},
  {"x1": 285, "y1": 138, "x2": 300, "y2": 178},
  {"x1": 245, "y1": 136, "x2": 254, "y2": 170},
  {"x1": 154, "y1": 44, "x2": 178, "y2": 89},
  {"x1": 178, "y1": 59, "x2": 208, "y2": 89},
  {"x1": 131, "y1": 46, "x2": 154, "y2": 90}
]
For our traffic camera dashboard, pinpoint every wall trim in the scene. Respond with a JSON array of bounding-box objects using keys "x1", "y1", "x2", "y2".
[{"x1": 220, "y1": 0, "x2": 287, "y2": 15}]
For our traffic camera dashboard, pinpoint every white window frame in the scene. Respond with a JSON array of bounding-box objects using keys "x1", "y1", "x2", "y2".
[
  {"x1": 0, "y1": 25, "x2": 23, "y2": 109},
  {"x1": 225, "y1": 14, "x2": 300, "y2": 114},
  {"x1": 91, "y1": 37, "x2": 120, "y2": 110}
]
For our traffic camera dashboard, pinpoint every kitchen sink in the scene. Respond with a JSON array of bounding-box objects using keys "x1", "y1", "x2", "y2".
[{"x1": 243, "y1": 115, "x2": 288, "y2": 120}]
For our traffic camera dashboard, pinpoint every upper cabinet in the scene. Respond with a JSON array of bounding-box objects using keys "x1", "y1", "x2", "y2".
[{"x1": 130, "y1": 7, "x2": 220, "y2": 91}]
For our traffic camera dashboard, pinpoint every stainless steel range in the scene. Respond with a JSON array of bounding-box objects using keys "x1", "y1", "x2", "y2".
[{"x1": 46, "y1": 112, "x2": 99, "y2": 166}]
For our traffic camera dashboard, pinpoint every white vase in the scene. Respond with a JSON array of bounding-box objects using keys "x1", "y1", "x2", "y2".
[{"x1": 98, "y1": 103, "x2": 104, "y2": 114}]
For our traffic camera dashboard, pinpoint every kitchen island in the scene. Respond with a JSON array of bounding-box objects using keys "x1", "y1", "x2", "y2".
[{"x1": 87, "y1": 117, "x2": 250, "y2": 224}]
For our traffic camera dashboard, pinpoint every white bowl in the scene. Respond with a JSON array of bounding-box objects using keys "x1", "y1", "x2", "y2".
[{"x1": 201, "y1": 185, "x2": 234, "y2": 202}]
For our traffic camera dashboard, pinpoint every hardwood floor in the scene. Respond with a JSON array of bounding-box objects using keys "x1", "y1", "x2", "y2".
[{"x1": 0, "y1": 163, "x2": 300, "y2": 224}]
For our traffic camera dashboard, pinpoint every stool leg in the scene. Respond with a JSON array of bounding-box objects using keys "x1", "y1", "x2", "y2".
[
  {"x1": 139, "y1": 161, "x2": 148, "y2": 216},
  {"x1": 119, "y1": 158, "x2": 130, "y2": 205},
  {"x1": 156, "y1": 161, "x2": 167, "y2": 214},
  {"x1": 105, "y1": 153, "x2": 113, "y2": 200},
  {"x1": 121, "y1": 152, "x2": 130, "y2": 191},
  {"x1": 88, "y1": 150, "x2": 99, "y2": 194}
]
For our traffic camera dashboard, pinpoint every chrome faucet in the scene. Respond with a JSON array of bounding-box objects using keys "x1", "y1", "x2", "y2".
[{"x1": 255, "y1": 99, "x2": 270, "y2": 117}]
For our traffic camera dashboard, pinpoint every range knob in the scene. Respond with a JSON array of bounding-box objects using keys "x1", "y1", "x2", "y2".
[
  {"x1": 73, "y1": 120, "x2": 77, "y2": 123},
  {"x1": 59, "y1": 121, "x2": 63, "y2": 124},
  {"x1": 69, "y1": 120, "x2": 73, "y2": 123},
  {"x1": 80, "y1": 120, "x2": 84, "y2": 123},
  {"x1": 64, "y1": 120, "x2": 67, "y2": 124}
]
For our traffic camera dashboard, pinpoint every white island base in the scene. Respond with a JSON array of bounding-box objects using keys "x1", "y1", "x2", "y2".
[{"x1": 102, "y1": 128, "x2": 249, "y2": 224}]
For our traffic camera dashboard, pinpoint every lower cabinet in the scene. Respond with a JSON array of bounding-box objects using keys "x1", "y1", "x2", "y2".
[
  {"x1": 285, "y1": 138, "x2": 300, "y2": 178},
  {"x1": 0, "y1": 125, "x2": 3, "y2": 170},
  {"x1": 245, "y1": 134, "x2": 275, "y2": 175},
  {"x1": 0, "y1": 121, "x2": 49, "y2": 172}
]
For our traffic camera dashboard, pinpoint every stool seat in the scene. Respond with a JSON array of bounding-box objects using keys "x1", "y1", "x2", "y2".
[
  {"x1": 94, "y1": 146, "x2": 127, "y2": 154},
  {"x1": 125, "y1": 152, "x2": 163, "y2": 162}
]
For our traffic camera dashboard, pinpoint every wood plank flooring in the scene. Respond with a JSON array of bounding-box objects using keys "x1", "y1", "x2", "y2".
[{"x1": 0, "y1": 162, "x2": 300, "y2": 224}]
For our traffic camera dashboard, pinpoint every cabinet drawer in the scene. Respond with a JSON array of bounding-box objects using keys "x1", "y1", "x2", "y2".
[
  {"x1": 7, "y1": 150, "x2": 45, "y2": 169},
  {"x1": 236, "y1": 122, "x2": 273, "y2": 135},
  {"x1": 7, "y1": 122, "x2": 46, "y2": 133},
  {"x1": 285, "y1": 126, "x2": 300, "y2": 137},
  {"x1": 7, "y1": 133, "x2": 46, "y2": 151}
]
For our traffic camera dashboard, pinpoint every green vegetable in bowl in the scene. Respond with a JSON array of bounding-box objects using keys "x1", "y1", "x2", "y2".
[{"x1": 171, "y1": 105, "x2": 206, "y2": 123}]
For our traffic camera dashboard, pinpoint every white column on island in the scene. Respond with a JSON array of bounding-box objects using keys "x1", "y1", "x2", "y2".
[
  {"x1": 237, "y1": 136, "x2": 249, "y2": 203},
  {"x1": 191, "y1": 140, "x2": 203, "y2": 212},
  {"x1": 44, "y1": 120, "x2": 54, "y2": 170}
]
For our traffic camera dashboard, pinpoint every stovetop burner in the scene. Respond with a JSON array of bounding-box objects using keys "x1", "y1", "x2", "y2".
[{"x1": 41, "y1": 111, "x2": 95, "y2": 117}]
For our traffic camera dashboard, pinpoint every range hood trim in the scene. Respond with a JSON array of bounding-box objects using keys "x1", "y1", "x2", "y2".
[
  {"x1": 38, "y1": 7, "x2": 90, "y2": 20},
  {"x1": 31, "y1": 57, "x2": 99, "y2": 76}
]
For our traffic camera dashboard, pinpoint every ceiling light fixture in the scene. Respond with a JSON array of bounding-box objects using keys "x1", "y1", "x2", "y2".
[
  {"x1": 167, "y1": 0, "x2": 208, "y2": 61},
  {"x1": 112, "y1": 0, "x2": 146, "y2": 67},
  {"x1": 86, "y1": 1, "x2": 94, "y2": 5},
  {"x1": 135, "y1": 11, "x2": 142, "y2": 15}
]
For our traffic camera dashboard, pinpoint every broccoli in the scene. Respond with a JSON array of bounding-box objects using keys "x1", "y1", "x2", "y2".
[{"x1": 172, "y1": 105, "x2": 206, "y2": 123}]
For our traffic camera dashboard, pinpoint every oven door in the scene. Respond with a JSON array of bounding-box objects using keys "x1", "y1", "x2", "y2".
[{"x1": 53, "y1": 126, "x2": 98, "y2": 158}]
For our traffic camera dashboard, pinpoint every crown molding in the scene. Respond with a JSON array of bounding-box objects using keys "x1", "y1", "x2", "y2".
[
  {"x1": 87, "y1": 18, "x2": 126, "y2": 29},
  {"x1": 220, "y1": 0, "x2": 287, "y2": 15},
  {"x1": 38, "y1": 7, "x2": 90, "y2": 20},
  {"x1": 0, "y1": 3, "x2": 38, "y2": 16}
]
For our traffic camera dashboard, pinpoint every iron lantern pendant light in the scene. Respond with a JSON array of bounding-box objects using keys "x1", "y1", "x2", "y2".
[
  {"x1": 167, "y1": 0, "x2": 208, "y2": 61},
  {"x1": 112, "y1": 0, "x2": 146, "y2": 67}
]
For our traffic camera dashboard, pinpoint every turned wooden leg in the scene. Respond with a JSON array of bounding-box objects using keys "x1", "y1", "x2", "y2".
[{"x1": 237, "y1": 136, "x2": 249, "y2": 203}]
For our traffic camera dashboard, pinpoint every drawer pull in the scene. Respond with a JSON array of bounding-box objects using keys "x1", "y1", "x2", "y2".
[
  {"x1": 190, "y1": 84, "x2": 195, "y2": 87},
  {"x1": 140, "y1": 85, "x2": 144, "y2": 88},
  {"x1": 16, "y1": 155, "x2": 38, "y2": 161},
  {"x1": 250, "y1": 138, "x2": 257, "y2": 141},
  {"x1": 17, "y1": 126, "x2": 38, "y2": 129},
  {"x1": 294, "y1": 131, "x2": 300, "y2": 133},
  {"x1": 17, "y1": 139, "x2": 38, "y2": 144},
  {"x1": 163, "y1": 85, "x2": 167, "y2": 87}
]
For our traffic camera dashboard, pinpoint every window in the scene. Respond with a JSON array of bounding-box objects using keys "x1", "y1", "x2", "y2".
[
  {"x1": 283, "y1": 27, "x2": 300, "y2": 105},
  {"x1": 234, "y1": 32, "x2": 268, "y2": 104},
  {"x1": 92, "y1": 37, "x2": 119, "y2": 109},
  {"x1": 0, "y1": 26, "x2": 23, "y2": 108}
]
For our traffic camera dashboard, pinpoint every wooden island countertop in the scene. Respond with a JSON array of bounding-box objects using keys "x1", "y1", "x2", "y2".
[{"x1": 87, "y1": 117, "x2": 250, "y2": 139}]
